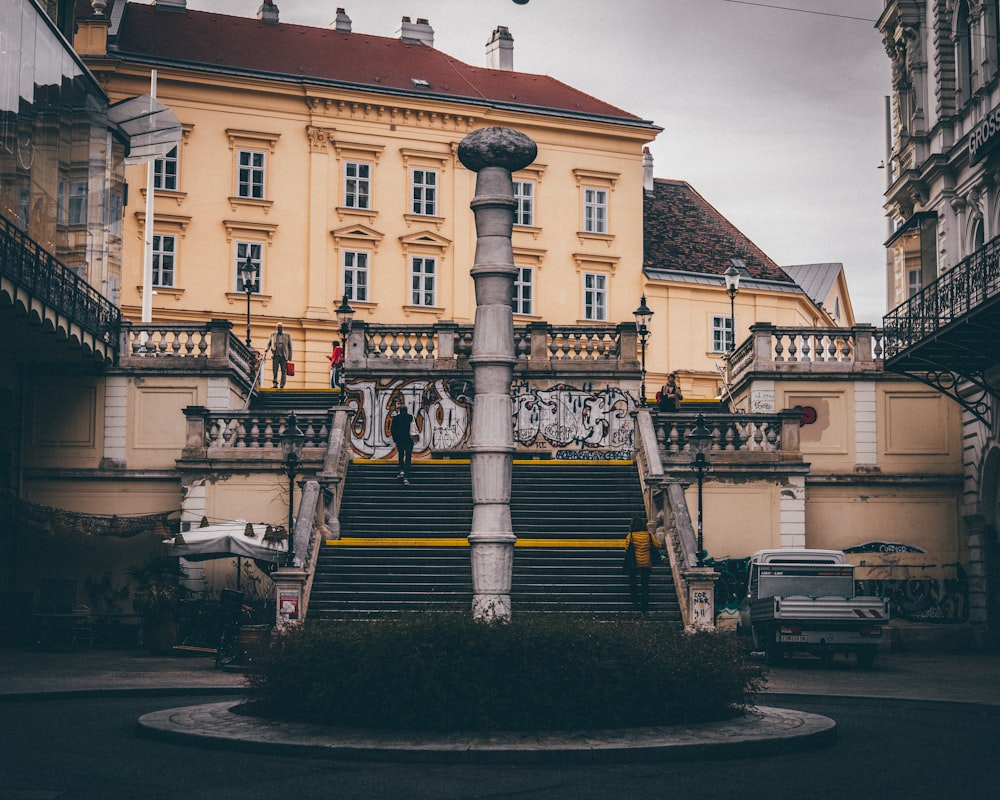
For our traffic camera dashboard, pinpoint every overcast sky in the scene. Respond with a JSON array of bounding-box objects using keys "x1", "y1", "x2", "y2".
[{"x1": 184, "y1": 0, "x2": 890, "y2": 324}]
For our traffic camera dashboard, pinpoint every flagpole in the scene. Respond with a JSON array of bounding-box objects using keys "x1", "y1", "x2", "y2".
[{"x1": 141, "y1": 69, "x2": 157, "y2": 324}]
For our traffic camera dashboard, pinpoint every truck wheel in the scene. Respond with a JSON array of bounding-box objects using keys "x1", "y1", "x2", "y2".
[
  {"x1": 857, "y1": 646, "x2": 877, "y2": 670},
  {"x1": 764, "y1": 638, "x2": 784, "y2": 667}
]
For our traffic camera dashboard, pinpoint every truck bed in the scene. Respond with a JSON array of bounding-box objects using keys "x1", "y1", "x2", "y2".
[{"x1": 749, "y1": 595, "x2": 890, "y2": 623}]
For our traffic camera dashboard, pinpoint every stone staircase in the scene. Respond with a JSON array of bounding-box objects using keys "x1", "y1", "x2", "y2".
[{"x1": 308, "y1": 461, "x2": 681, "y2": 620}]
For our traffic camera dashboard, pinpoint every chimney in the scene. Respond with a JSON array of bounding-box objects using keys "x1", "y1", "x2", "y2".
[
  {"x1": 643, "y1": 147, "x2": 654, "y2": 196},
  {"x1": 153, "y1": 0, "x2": 187, "y2": 11},
  {"x1": 486, "y1": 26, "x2": 514, "y2": 71},
  {"x1": 257, "y1": 1, "x2": 279, "y2": 23},
  {"x1": 332, "y1": 7, "x2": 352, "y2": 33},
  {"x1": 396, "y1": 16, "x2": 434, "y2": 47}
]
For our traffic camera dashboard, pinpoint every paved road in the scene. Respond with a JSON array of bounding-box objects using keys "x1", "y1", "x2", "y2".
[{"x1": 1, "y1": 692, "x2": 998, "y2": 800}]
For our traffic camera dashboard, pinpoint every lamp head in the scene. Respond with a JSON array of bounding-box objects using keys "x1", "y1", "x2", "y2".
[
  {"x1": 725, "y1": 260, "x2": 743, "y2": 296},
  {"x1": 336, "y1": 293, "x2": 355, "y2": 335},
  {"x1": 687, "y1": 414, "x2": 713, "y2": 461},
  {"x1": 281, "y1": 412, "x2": 305, "y2": 468},
  {"x1": 632, "y1": 294, "x2": 653, "y2": 334},
  {"x1": 240, "y1": 255, "x2": 259, "y2": 292}
]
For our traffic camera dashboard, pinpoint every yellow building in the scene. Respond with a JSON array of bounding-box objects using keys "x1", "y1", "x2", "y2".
[{"x1": 75, "y1": 1, "x2": 834, "y2": 398}]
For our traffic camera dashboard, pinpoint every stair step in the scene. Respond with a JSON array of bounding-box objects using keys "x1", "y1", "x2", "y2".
[{"x1": 315, "y1": 461, "x2": 678, "y2": 621}]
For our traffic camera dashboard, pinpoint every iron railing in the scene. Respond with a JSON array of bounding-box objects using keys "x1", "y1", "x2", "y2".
[
  {"x1": 883, "y1": 233, "x2": 1000, "y2": 358},
  {"x1": 0, "y1": 215, "x2": 120, "y2": 346}
]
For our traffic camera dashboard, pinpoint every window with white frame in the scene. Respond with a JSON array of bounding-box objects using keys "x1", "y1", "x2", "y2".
[
  {"x1": 513, "y1": 266, "x2": 533, "y2": 315},
  {"x1": 583, "y1": 272, "x2": 607, "y2": 321},
  {"x1": 154, "y1": 146, "x2": 179, "y2": 191},
  {"x1": 513, "y1": 180, "x2": 534, "y2": 226},
  {"x1": 711, "y1": 315, "x2": 733, "y2": 353},
  {"x1": 344, "y1": 161, "x2": 371, "y2": 209},
  {"x1": 410, "y1": 256, "x2": 436, "y2": 306},
  {"x1": 343, "y1": 250, "x2": 370, "y2": 302},
  {"x1": 237, "y1": 149, "x2": 266, "y2": 199},
  {"x1": 235, "y1": 241, "x2": 262, "y2": 292},
  {"x1": 583, "y1": 187, "x2": 608, "y2": 234},
  {"x1": 411, "y1": 169, "x2": 437, "y2": 215},
  {"x1": 907, "y1": 267, "x2": 922, "y2": 297},
  {"x1": 152, "y1": 234, "x2": 176, "y2": 288}
]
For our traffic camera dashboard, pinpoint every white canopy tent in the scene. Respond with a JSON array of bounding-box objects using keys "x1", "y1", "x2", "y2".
[{"x1": 163, "y1": 521, "x2": 286, "y2": 577}]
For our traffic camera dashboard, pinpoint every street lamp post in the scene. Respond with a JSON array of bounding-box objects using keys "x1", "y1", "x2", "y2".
[
  {"x1": 687, "y1": 413, "x2": 713, "y2": 567},
  {"x1": 724, "y1": 260, "x2": 742, "y2": 352},
  {"x1": 334, "y1": 294, "x2": 355, "y2": 390},
  {"x1": 280, "y1": 412, "x2": 305, "y2": 566},
  {"x1": 335, "y1": 292, "x2": 355, "y2": 340},
  {"x1": 240, "y1": 254, "x2": 259, "y2": 347},
  {"x1": 633, "y1": 295, "x2": 653, "y2": 407}
]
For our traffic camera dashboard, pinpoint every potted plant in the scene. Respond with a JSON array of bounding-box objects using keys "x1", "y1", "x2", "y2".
[{"x1": 128, "y1": 555, "x2": 188, "y2": 655}]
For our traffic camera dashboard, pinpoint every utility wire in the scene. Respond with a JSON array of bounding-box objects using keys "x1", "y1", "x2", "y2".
[{"x1": 720, "y1": 0, "x2": 876, "y2": 23}]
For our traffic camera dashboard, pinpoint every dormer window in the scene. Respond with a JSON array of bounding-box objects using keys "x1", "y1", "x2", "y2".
[{"x1": 411, "y1": 78, "x2": 430, "y2": 89}]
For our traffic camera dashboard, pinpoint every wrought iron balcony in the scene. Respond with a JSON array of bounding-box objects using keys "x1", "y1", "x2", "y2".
[
  {"x1": 0, "y1": 215, "x2": 120, "y2": 355},
  {"x1": 882, "y1": 233, "x2": 1000, "y2": 426}
]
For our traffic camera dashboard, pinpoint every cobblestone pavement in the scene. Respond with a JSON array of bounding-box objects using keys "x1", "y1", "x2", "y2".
[{"x1": 3, "y1": 646, "x2": 998, "y2": 763}]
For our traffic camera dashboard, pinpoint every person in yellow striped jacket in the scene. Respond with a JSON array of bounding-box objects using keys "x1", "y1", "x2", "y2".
[{"x1": 624, "y1": 515, "x2": 658, "y2": 613}]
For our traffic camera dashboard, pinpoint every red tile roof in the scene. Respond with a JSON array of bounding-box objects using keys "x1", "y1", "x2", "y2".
[
  {"x1": 643, "y1": 178, "x2": 794, "y2": 284},
  {"x1": 90, "y1": 2, "x2": 649, "y2": 125}
]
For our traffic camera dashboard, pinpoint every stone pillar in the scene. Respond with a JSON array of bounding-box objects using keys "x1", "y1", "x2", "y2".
[
  {"x1": 457, "y1": 127, "x2": 537, "y2": 620},
  {"x1": 683, "y1": 568, "x2": 719, "y2": 630}
]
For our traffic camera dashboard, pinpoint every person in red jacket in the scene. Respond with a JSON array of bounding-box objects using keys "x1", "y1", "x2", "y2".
[{"x1": 328, "y1": 340, "x2": 344, "y2": 388}]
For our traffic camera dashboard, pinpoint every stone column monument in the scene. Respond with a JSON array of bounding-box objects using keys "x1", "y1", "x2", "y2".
[{"x1": 457, "y1": 127, "x2": 537, "y2": 620}]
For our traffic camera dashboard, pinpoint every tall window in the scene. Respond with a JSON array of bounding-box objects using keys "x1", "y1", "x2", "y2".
[
  {"x1": 907, "y1": 268, "x2": 922, "y2": 298},
  {"x1": 343, "y1": 250, "x2": 369, "y2": 302},
  {"x1": 583, "y1": 272, "x2": 607, "y2": 321},
  {"x1": 68, "y1": 180, "x2": 88, "y2": 225},
  {"x1": 513, "y1": 266, "x2": 533, "y2": 315},
  {"x1": 411, "y1": 169, "x2": 437, "y2": 215},
  {"x1": 513, "y1": 180, "x2": 534, "y2": 226},
  {"x1": 154, "y1": 146, "x2": 178, "y2": 191},
  {"x1": 152, "y1": 234, "x2": 176, "y2": 288},
  {"x1": 344, "y1": 161, "x2": 371, "y2": 209},
  {"x1": 237, "y1": 149, "x2": 266, "y2": 199},
  {"x1": 235, "y1": 241, "x2": 262, "y2": 292},
  {"x1": 411, "y1": 257, "x2": 436, "y2": 306},
  {"x1": 583, "y1": 187, "x2": 608, "y2": 234},
  {"x1": 712, "y1": 315, "x2": 733, "y2": 353}
]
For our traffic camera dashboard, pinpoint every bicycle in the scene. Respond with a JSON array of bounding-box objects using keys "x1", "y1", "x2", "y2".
[{"x1": 214, "y1": 589, "x2": 254, "y2": 669}]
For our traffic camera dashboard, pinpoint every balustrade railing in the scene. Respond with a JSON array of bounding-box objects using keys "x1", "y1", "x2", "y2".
[
  {"x1": 199, "y1": 410, "x2": 331, "y2": 451},
  {"x1": 0, "y1": 214, "x2": 120, "y2": 346},
  {"x1": 350, "y1": 320, "x2": 635, "y2": 368},
  {"x1": 883, "y1": 234, "x2": 1000, "y2": 358},
  {"x1": 727, "y1": 323, "x2": 883, "y2": 386},
  {"x1": 653, "y1": 411, "x2": 802, "y2": 460},
  {"x1": 119, "y1": 319, "x2": 255, "y2": 387}
]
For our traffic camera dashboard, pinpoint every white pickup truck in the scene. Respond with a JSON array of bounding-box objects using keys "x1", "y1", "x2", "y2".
[{"x1": 736, "y1": 549, "x2": 890, "y2": 668}]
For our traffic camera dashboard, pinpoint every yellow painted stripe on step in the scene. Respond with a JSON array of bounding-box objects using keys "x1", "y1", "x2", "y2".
[
  {"x1": 512, "y1": 460, "x2": 634, "y2": 466},
  {"x1": 351, "y1": 459, "x2": 632, "y2": 466},
  {"x1": 325, "y1": 537, "x2": 627, "y2": 548}
]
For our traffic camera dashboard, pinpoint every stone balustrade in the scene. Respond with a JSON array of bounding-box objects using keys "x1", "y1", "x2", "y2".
[
  {"x1": 348, "y1": 320, "x2": 638, "y2": 377},
  {"x1": 118, "y1": 318, "x2": 256, "y2": 389},
  {"x1": 653, "y1": 410, "x2": 803, "y2": 462},
  {"x1": 182, "y1": 407, "x2": 333, "y2": 460},
  {"x1": 726, "y1": 323, "x2": 884, "y2": 387}
]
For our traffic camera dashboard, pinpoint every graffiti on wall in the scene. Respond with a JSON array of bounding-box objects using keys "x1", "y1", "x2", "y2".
[
  {"x1": 513, "y1": 381, "x2": 635, "y2": 453},
  {"x1": 344, "y1": 378, "x2": 473, "y2": 459},
  {"x1": 343, "y1": 379, "x2": 636, "y2": 459},
  {"x1": 842, "y1": 542, "x2": 969, "y2": 623}
]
